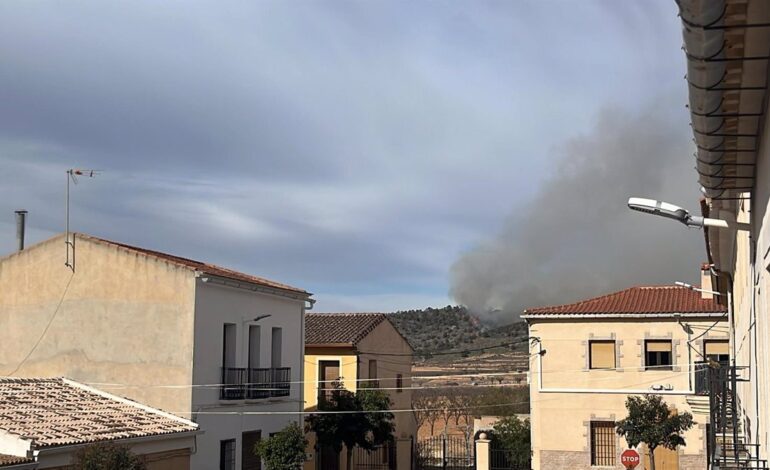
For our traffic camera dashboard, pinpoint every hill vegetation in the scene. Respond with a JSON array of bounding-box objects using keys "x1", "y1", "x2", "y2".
[{"x1": 388, "y1": 305, "x2": 528, "y2": 359}]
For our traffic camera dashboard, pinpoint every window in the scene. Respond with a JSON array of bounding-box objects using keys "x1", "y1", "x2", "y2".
[
  {"x1": 590, "y1": 421, "x2": 615, "y2": 466},
  {"x1": 220, "y1": 439, "x2": 235, "y2": 470},
  {"x1": 271, "y1": 328, "x2": 282, "y2": 368},
  {"x1": 396, "y1": 374, "x2": 403, "y2": 393},
  {"x1": 319, "y1": 360, "x2": 340, "y2": 404},
  {"x1": 589, "y1": 341, "x2": 616, "y2": 369},
  {"x1": 242, "y1": 431, "x2": 262, "y2": 470},
  {"x1": 645, "y1": 340, "x2": 673, "y2": 370},
  {"x1": 704, "y1": 340, "x2": 729, "y2": 364},
  {"x1": 222, "y1": 324, "x2": 236, "y2": 368},
  {"x1": 248, "y1": 326, "x2": 261, "y2": 369}
]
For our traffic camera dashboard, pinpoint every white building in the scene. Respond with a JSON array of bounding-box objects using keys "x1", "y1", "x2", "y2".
[{"x1": 0, "y1": 233, "x2": 312, "y2": 470}]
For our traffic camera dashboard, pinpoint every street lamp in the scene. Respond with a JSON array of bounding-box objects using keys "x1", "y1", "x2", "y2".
[
  {"x1": 243, "y1": 314, "x2": 272, "y2": 323},
  {"x1": 627, "y1": 197, "x2": 729, "y2": 228},
  {"x1": 674, "y1": 281, "x2": 721, "y2": 297}
]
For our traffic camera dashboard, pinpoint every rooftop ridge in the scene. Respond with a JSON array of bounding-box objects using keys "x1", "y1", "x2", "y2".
[{"x1": 523, "y1": 285, "x2": 725, "y2": 316}]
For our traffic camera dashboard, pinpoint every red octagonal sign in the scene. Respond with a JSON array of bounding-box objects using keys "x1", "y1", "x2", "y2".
[{"x1": 620, "y1": 449, "x2": 640, "y2": 469}]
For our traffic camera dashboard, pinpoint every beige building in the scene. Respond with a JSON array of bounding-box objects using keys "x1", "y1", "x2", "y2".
[
  {"x1": 524, "y1": 283, "x2": 728, "y2": 470},
  {"x1": 0, "y1": 233, "x2": 313, "y2": 470},
  {"x1": 303, "y1": 313, "x2": 416, "y2": 470},
  {"x1": 668, "y1": 1, "x2": 770, "y2": 468},
  {"x1": 0, "y1": 377, "x2": 199, "y2": 469}
]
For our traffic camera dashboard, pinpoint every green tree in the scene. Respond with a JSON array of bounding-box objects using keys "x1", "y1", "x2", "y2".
[
  {"x1": 254, "y1": 422, "x2": 308, "y2": 470},
  {"x1": 73, "y1": 442, "x2": 146, "y2": 470},
  {"x1": 615, "y1": 395, "x2": 694, "y2": 470},
  {"x1": 490, "y1": 416, "x2": 531, "y2": 468},
  {"x1": 305, "y1": 382, "x2": 395, "y2": 470}
]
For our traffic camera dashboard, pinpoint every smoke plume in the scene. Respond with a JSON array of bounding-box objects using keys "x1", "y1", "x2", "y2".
[{"x1": 450, "y1": 105, "x2": 704, "y2": 324}]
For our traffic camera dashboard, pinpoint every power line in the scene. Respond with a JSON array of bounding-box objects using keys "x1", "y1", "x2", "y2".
[
  {"x1": 76, "y1": 360, "x2": 708, "y2": 392},
  {"x1": 4, "y1": 271, "x2": 75, "y2": 377}
]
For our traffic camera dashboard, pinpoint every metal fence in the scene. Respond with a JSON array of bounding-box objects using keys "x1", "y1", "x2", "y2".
[
  {"x1": 220, "y1": 367, "x2": 291, "y2": 400},
  {"x1": 414, "y1": 436, "x2": 474, "y2": 470},
  {"x1": 354, "y1": 443, "x2": 397, "y2": 470},
  {"x1": 489, "y1": 448, "x2": 530, "y2": 470}
]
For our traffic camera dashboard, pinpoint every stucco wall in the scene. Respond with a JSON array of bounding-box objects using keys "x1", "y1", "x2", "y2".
[
  {"x1": 357, "y1": 321, "x2": 416, "y2": 440},
  {"x1": 528, "y1": 318, "x2": 724, "y2": 470},
  {"x1": 721, "y1": 66, "x2": 770, "y2": 464},
  {"x1": 304, "y1": 346, "x2": 360, "y2": 410},
  {"x1": 0, "y1": 234, "x2": 196, "y2": 415},
  {"x1": 191, "y1": 279, "x2": 305, "y2": 470}
]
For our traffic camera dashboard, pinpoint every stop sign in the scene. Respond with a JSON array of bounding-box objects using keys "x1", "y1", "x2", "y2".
[{"x1": 620, "y1": 449, "x2": 640, "y2": 469}]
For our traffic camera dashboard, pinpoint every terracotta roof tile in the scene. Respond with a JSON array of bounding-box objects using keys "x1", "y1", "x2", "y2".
[
  {"x1": 305, "y1": 313, "x2": 388, "y2": 346},
  {"x1": 523, "y1": 286, "x2": 726, "y2": 316},
  {"x1": 77, "y1": 234, "x2": 309, "y2": 295},
  {"x1": 0, "y1": 454, "x2": 33, "y2": 467},
  {"x1": 0, "y1": 378, "x2": 197, "y2": 449}
]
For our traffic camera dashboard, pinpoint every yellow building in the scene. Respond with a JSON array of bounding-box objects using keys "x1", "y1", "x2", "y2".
[
  {"x1": 524, "y1": 281, "x2": 728, "y2": 470},
  {"x1": 304, "y1": 313, "x2": 416, "y2": 470},
  {"x1": 674, "y1": 1, "x2": 770, "y2": 468}
]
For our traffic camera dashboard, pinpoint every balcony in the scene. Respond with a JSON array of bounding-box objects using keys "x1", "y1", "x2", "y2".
[
  {"x1": 220, "y1": 367, "x2": 291, "y2": 400},
  {"x1": 695, "y1": 361, "x2": 710, "y2": 395}
]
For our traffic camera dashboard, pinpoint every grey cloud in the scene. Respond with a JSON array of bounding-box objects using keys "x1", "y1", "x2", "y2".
[{"x1": 0, "y1": 0, "x2": 690, "y2": 313}]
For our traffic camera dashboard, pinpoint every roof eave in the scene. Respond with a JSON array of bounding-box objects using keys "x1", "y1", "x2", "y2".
[
  {"x1": 304, "y1": 342, "x2": 356, "y2": 349},
  {"x1": 521, "y1": 312, "x2": 727, "y2": 320}
]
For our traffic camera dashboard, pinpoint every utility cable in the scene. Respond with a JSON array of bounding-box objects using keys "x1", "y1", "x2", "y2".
[{"x1": 5, "y1": 272, "x2": 75, "y2": 377}]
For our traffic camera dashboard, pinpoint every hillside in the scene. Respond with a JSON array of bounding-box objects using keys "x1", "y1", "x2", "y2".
[{"x1": 388, "y1": 305, "x2": 529, "y2": 361}]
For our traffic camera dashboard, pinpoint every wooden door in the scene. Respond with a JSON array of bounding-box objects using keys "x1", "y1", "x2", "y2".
[
  {"x1": 643, "y1": 446, "x2": 679, "y2": 470},
  {"x1": 318, "y1": 360, "x2": 340, "y2": 403}
]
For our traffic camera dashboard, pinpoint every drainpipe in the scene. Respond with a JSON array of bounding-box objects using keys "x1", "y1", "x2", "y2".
[{"x1": 14, "y1": 210, "x2": 26, "y2": 251}]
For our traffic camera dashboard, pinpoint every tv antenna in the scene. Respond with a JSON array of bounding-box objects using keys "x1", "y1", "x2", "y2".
[{"x1": 65, "y1": 169, "x2": 100, "y2": 271}]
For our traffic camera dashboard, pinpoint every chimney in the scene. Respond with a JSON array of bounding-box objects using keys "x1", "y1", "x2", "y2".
[
  {"x1": 14, "y1": 210, "x2": 27, "y2": 251},
  {"x1": 700, "y1": 263, "x2": 713, "y2": 300}
]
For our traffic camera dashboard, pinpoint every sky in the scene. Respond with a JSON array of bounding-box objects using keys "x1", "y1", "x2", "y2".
[{"x1": 0, "y1": 1, "x2": 704, "y2": 315}]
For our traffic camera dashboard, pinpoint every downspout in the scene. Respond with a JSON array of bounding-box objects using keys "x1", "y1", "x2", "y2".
[{"x1": 300, "y1": 298, "x2": 314, "y2": 425}]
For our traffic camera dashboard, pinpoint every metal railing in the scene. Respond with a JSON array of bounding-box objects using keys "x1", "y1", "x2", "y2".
[
  {"x1": 694, "y1": 361, "x2": 710, "y2": 395},
  {"x1": 220, "y1": 367, "x2": 291, "y2": 400}
]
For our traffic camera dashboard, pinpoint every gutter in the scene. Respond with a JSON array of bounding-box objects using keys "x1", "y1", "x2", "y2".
[
  {"x1": 197, "y1": 273, "x2": 312, "y2": 303},
  {"x1": 521, "y1": 312, "x2": 725, "y2": 320},
  {"x1": 33, "y1": 430, "x2": 202, "y2": 456}
]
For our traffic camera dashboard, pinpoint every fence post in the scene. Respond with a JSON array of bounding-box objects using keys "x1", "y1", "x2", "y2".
[
  {"x1": 475, "y1": 433, "x2": 491, "y2": 470},
  {"x1": 396, "y1": 438, "x2": 411, "y2": 470}
]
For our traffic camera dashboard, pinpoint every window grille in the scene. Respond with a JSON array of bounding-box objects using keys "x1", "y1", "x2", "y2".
[
  {"x1": 590, "y1": 421, "x2": 615, "y2": 466},
  {"x1": 220, "y1": 439, "x2": 235, "y2": 470}
]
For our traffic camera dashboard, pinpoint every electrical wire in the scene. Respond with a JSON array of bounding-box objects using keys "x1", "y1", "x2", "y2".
[
  {"x1": 74, "y1": 360, "x2": 713, "y2": 392},
  {"x1": 4, "y1": 272, "x2": 75, "y2": 377},
  {"x1": 0, "y1": 370, "x2": 693, "y2": 417}
]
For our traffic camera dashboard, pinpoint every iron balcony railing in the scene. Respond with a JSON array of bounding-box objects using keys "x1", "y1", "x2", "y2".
[
  {"x1": 220, "y1": 367, "x2": 291, "y2": 400},
  {"x1": 695, "y1": 361, "x2": 710, "y2": 395}
]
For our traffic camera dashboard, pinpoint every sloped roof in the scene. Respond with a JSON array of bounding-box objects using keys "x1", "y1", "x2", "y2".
[
  {"x1": 77, "y1": 234, "x2": 308, "y2": 295},
  {"x1": 0, "y1": 455, "x2": 34, "y2": 467},
  {"x1": 0, "y1": 378, "x2": 197, "y2": 449},
  {"x1": 522, "y1": 286, "x2": 726, "y2": 318},
  {"x1": 305, "y1": 313, "x2": 388, "y2": 346}
]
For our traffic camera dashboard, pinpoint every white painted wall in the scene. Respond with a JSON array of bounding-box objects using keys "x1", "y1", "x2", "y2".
[{"x1": 191, "y1": 278, "x2": 305, "y2": 470}]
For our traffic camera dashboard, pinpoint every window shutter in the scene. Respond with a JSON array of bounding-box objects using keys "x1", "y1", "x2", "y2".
[
  {"x1": 590, "y1": 341, "x2": 616, "y2": 369},
  {"x1": 705, "y1": 341, "x2": 728, "y2": 355},
  {"x1": 646, "y1": 341, "x2": 672, "y2": 352}
]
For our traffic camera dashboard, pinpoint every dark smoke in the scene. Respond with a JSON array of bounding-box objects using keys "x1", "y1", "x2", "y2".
[{"x1": 450, "y1": 104, "x2": 704, "y2": 324}]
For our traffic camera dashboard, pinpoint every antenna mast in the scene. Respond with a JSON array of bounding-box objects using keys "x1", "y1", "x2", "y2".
[{"x1": 65, "y1": 169, "x2": 99, "y2": 271}]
